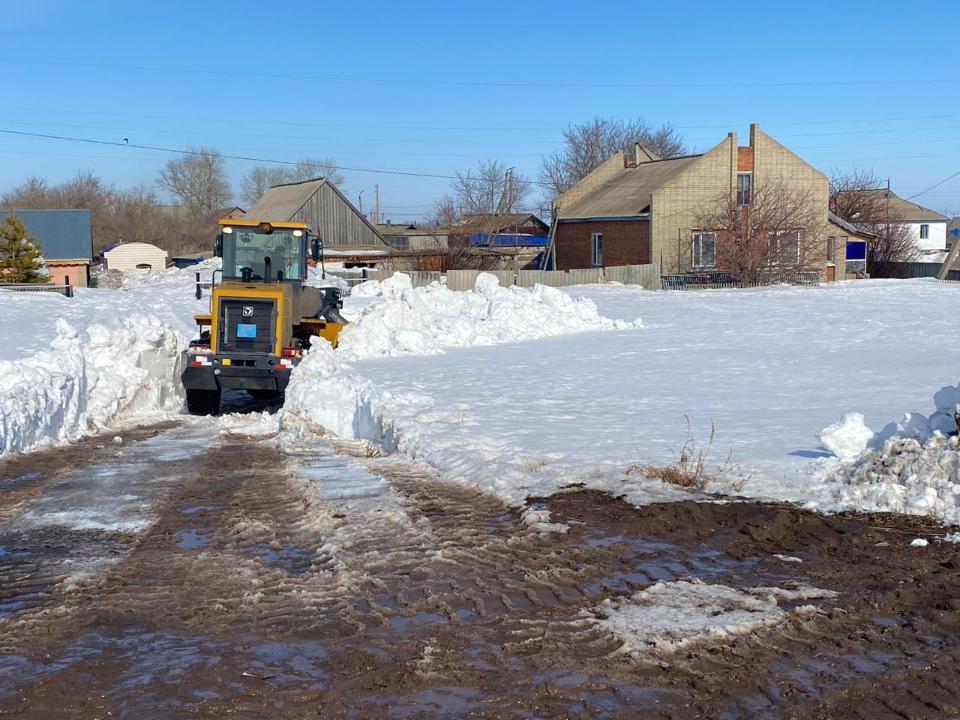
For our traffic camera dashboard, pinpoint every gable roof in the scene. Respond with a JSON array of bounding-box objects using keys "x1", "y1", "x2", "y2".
[
  {"x1": 556, "y1": 155, "x2": 702, "y2": 220},
  {"x1": 246, "y1": 178, "x2": 327, "y2": 220},
  {"x1": 834, "y1": 189, "x2": 948, "y2": 223}
]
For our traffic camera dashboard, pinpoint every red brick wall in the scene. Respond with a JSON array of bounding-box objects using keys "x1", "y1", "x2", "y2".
[
  {"x1": 554, "y1": 220, "x2": 650, "y2": 270},
  {"x1": 737, "y1": 147, "x2": 754, "y2": 172}
]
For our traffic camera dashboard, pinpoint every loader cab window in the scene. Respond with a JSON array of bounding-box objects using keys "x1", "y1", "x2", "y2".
[{"x1": 222, "y1": 227, "x2": 306, "y2": 281}]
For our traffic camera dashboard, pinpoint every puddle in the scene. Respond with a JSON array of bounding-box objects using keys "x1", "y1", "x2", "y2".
[
  {"x1": 388, "y1": 612, "x2": 447, "y2": 630},
  {"x1": 0, "y1": 471, "x2": 44, "y2": 491},
  {"x1": 247, "y1": 543, "x2": 314, "y2": 574},
  {"x1": 380, "y1": 686, "x2": 482, "y2": 719},
  {"x1": 182, "y1": 505, "x2": 216, "y2": 515},
  {"x1": 177, "y1": 530, "x2": 210, "y2": 549}
]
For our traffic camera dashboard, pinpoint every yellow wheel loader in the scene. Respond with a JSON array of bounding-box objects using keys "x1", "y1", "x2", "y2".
[{"x1": 181, "y1": 219, "x2": 346, "y2": 415}]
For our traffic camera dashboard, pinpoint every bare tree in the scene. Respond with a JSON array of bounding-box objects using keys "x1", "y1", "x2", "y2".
[
  {"x1": 695, "y1": 180, "x2": 827, "y2": 284},
  {"x1": 157, "y1": 148, "x2": 232, "y2": 215},
  {"x1": 540, "y1": 117, "x2": 687, "y2": 197},
  {"x1": 239, "y1": 157, "x2": 346, "y2": 206},
  {"x1": 830, "y1": 167, "x2": 918, "y2": 275},
  {"x1": 451, "y1": 160, "x2": 532, "y2": 217},
  {"x1": 3, "y1": 171, "x2": 216, "y2": 256}
]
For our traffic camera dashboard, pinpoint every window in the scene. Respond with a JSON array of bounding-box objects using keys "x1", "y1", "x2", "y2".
[
  {"x1": 692, "y1": 231, "x2": 716, "y2": 268},
  {"x1": 385, "y1": 235, "x2": 409, "y2": 250},
  {"x1": 827, "y1": 236, "x2": 836, "y2": 263},
  {"x1": 920, "y1": 224, "x2": 929, "y2": 240},
  {"x1": 591, "y1": 232, "x2": 603, "y2": 266},
  {"x1": 768, "y1": 230, "x2": 801, "y2": 266},
  {"x1": 737, "y1": 172, "x2": 753, "y2": 206}
]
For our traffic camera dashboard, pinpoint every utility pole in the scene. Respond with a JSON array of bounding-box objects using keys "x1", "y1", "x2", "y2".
[
  {"x1": 358, "y1": 190, "x2": 364, "y2": 215},
  {"x1": 374, "y1": 184, "x2": 380, "y2": 225}
]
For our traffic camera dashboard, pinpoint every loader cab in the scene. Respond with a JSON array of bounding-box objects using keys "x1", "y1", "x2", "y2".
[{"x1": 217, "y1": 220, "x2": 309, "y2": 283}]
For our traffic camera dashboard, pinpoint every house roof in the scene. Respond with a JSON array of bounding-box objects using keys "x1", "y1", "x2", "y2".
[
  {"x1": 0, "y1": 208, "x2": 92, "y2": 260},
  {"x1": 376, "y1": 223, "x2": 419, "y2": 235},
  {"x1": 556, "y1": 155, "x2": 702, "y2": 220},
  {"x1": 451, "y1": 213, "x2": 548, "y2": 234},
  {"x1": 828, "y1": 211, "x2": 876, "y2": 240},
  {"x1": 834, "y1": 189, "x2": 948, "y2": 223},
  {"x1": 246, "y1": 178, "x2": 327, "y2": 220}
]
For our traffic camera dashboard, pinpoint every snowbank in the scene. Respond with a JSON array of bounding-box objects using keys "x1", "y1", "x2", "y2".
[
  {"x1": 336, "y1": 273, "x2": 638, "y2": 360},
  {"x1": 593, "y1": 579, "x2": 838, "y2": 655},
  {"x1": 0, "y1": 263, "x2": 209, "y2": 457}
]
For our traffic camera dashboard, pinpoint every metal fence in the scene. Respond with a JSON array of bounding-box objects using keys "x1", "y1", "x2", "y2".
[
  {"x1": 661, "y1": 270, "x2": 822, "y2": 291},
  {"x1": 879, "y1": 262, "x2": 960, "y2": 282},
  {"x1": 0, "y1": 283, "x2": 74, "y2": 297}
]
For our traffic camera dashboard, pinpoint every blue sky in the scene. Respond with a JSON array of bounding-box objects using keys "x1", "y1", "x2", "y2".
[{"x1": 1, "y1": 0, "x2": 959, "y2": 220}]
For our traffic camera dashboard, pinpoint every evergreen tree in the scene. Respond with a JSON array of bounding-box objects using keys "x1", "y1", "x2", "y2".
[{"x1": 0, "y1": 214, "x2": 45, "y2": 283}]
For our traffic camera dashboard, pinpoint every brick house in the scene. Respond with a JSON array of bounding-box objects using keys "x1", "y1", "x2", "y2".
[{"x1": 553, "y1": 124, "x2": 841, "y2": 280}]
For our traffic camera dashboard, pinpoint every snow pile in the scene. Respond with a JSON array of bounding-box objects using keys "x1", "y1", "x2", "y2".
[
  {"x1": 0, "y1": 263, "x2": 209, "y2": 457},
  {"x1": 594, "y1": 579, "x2": 838, "y2": 655},
  {"x1": 0, "y1": 316, "x2": 185, "y2": 457},
  {"x1": 817, "y1": 413, "x2": 874, "y2": 461},
  {"x1": 335, "y1": 272, "x2": 640, "y2": 360},
  {"x1": 816, "y1": 382, "x2": 960, "y2": 524}
]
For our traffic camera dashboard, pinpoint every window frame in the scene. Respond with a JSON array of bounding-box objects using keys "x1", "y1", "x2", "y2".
[
  {"x1": 827, "y1": 236, "x2": 836, "y2": 263},
  {"x1": 691, "y1": 231, "x2": 717, "y2": 269},
  {"x1": 920, "y1": 224, "x2": 930, "y2": 240},
  {"x1": 767, "y1": 229, "x2": 801, "y2": 266},
  {"x1": 590, "y1": 232, "x2": 603, "y2": 267},
  {"x1": 736, "y1": 172, "x2": 753, "y2": 206}
]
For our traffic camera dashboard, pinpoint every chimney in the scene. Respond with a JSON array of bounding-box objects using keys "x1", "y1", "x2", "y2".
[{"x1": 635, "y1": 142, "x2": 642, "y2": 166}]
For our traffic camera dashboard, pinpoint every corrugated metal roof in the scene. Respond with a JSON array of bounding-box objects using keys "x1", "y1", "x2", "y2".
[
  {"x1": 556, "y1": 156, "x2": 702, "y2": 220},
  {"x1": 0, "y1": 209, "x2": 92, "y2": 260}
]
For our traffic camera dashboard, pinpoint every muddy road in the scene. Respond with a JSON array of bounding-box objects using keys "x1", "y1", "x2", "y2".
[{"x1": 1, "y1": 421, "x2": 959, "y2": 719}]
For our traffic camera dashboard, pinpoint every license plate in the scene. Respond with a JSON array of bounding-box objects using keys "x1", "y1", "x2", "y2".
[{"x1": 236, "y1": 323, "x2": 257, "y2": 339}]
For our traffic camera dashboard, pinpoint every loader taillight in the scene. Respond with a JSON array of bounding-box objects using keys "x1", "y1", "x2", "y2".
[
  {"x1": 281, "y1": 347, "x2": 303, "y2": 358},
  {"x1": 190, "y1": 355, "x2": 212, "y2": 367}
]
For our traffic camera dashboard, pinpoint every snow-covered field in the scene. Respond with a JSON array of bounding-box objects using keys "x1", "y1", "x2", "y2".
[
  {"x1": 5, "y1": 265, "x2": 960, "y2": 527},
  {"x1": 281, "y1": 277, "x2": 960, "y2": 525}
]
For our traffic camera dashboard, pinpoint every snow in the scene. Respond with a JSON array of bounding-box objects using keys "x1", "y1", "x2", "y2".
[
  {"x1": 0, "y1": 263, "x2": 208, "y2": 456},
  {"x1": 910, "y1": 538, "x2": 930, "y2": 547},
  {"x1": 280, "y1": 278, "x2": 960, "y2": 520},
  {"x1": 817, "y1": 413, "x2": 873, "y2": 461},
  {"x1": 593, "y1": 579, "x2": 838, "y2": 655}
]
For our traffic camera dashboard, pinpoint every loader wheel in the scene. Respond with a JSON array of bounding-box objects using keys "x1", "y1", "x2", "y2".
[{"x1": 186, "y1": 389, "x2": 221, "y2": 415}]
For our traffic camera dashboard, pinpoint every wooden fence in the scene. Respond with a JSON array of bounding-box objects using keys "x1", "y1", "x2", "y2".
[{"x1": 360, "y1": 264, "x2": 660, "y2": 292}]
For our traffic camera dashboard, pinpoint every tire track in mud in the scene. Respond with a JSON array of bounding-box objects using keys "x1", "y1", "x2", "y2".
[{"x1": 2, "y1": 426, "x2": 960, "y2": 718}]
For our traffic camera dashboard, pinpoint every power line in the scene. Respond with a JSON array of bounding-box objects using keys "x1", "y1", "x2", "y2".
[
  {"x1": 907, "y1": 169, "x2": 960, "y2": 200},
  {"x1": 3, "y1": 57, "x2": 958, "y2": 90},
  {"x1": 0, "y1": 128, "x2": 460, "y2": 181}
]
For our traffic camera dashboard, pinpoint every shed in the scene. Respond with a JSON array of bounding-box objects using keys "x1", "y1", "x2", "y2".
[
  {"x1": 245, "y1": 178, "x2": 389, "y2": 251},
  {"x1": 102, "y1": 242, "x2": 169, "y2": 272},
  {"x1": 0, "y1": 208, "x2": 93, "y2": 288}
]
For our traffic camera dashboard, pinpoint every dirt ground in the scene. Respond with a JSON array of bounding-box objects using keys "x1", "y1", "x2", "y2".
[{"x1": 1, "y1": 423, "x2": 959, "y2": 719}]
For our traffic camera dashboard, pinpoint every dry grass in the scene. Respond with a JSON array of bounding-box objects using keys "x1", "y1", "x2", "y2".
[{"x1": 630, "y1": 418, "x2": 716, "y2": 491}]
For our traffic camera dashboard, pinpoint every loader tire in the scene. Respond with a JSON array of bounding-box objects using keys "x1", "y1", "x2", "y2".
[{"x1": 186, "y1": 389, "x2": 221, "y2": 416}]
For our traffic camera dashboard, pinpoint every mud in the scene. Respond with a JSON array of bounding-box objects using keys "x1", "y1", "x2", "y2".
[{"x1": 1, "y1": 428, "x2": 959, "y2": 718}]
